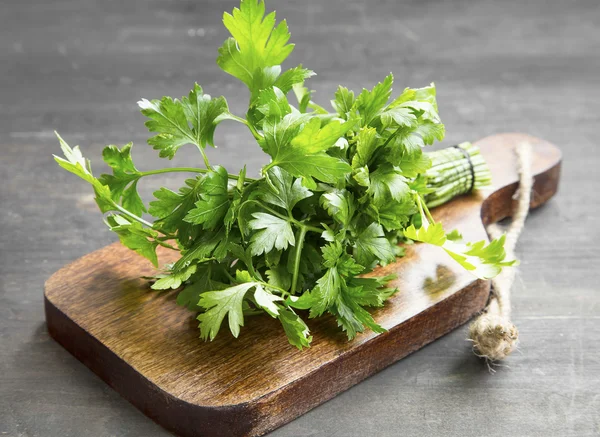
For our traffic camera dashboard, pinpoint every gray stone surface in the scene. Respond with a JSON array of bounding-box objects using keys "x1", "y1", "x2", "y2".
[{"x1": 1, "y1": 0, "x2": 599, "y2": 436}]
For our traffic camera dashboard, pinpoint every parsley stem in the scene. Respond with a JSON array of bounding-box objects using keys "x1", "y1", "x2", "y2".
[
  {"x1": 249, "y1": 200, "x2": 323, "y2": 235},
  {"x1": 227, "y1": 114, "x2": 249, "y2": 125},
  {"x1": 423, "y1": 201, "x2": 436, "y2": 224},
  {"x1": 258, "y1": 281, "x2": 289, "y2": 297},
  {"x1": 370, "y1": 126, "x2": 403, "y2": 164},
  {"x1": 111, "y1": 201, "x2": 178, "y2": 239},
  {"x1": 156, "y1": 240, "x2": 179, "y2": 251},
  {"x1": 245, "y1": 256, "x2": 259, "y2": 279},
  {"x1": 113, "y1": 203, "x2": 154, "y2": 228},
  {"x1": 415, "y1": 194, "x2": 435, "y2": 226},
  {"x1": 140, "y1": 167, "x2": 204, "y2": 176},
  {"x1": 301, "y1": 223, "x2": 323, "y2": 234},
  {"x1": 224, "y1": 271, "x2": 289, "y2": 297},
  {"x1": 230, "y1": 113, "x2": 263, "y2": 139},
  {"x1": 241, "y1": 114, "x2": 263, "y2": 141},
  {"x1": 197, "y1": 146, "x2": 213, "y2": 171},
  {"x1": 381, "y1": 126, "x2": 403, "y2": 149},
  {"x1": 245, "y1": 201, "x2": 289, "y2": 222},
  {"x1": 223, "y1": 269, "x2": 237, "y2": 283},
  {"x1": 290, "y1": 226, "x2": 308, "y2": 294},
  {"x1": 247, "y1": 123, "x2": 262, "y2": 141},
  {"x1": 139, "y1": 167, "x2": 256, "y2": 182},
  {"x1": 263, "y1": 168, "x2": 279, "y2": 193}
]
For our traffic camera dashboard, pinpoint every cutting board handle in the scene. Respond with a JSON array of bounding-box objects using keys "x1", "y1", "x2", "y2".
[{"x1": 473, "y1": 133, "x2": 562, "y2": 226}]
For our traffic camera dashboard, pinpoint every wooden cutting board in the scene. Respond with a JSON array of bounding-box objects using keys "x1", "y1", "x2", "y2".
[{"x1": 45, "y1": 133, "x2": 561, "y2": 437}]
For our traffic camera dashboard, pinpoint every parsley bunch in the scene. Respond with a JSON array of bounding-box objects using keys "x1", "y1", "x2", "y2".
[{"x1": 55, "y1": 0, "x2": 515, "y2": 349}]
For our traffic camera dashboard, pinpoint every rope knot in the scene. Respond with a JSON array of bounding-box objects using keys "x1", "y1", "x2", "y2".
[{"x1": 469, "y1": 313, "x2": 518, "y2": 361}]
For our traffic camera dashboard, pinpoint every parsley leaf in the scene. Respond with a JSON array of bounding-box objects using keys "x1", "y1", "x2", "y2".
[
  {"x1": 354, "y1": 223, "x2": 396, "y2": 267},
  {"x1": 278, "y1": 308, "x2": 312, "y2": 349},
  {"x1": 184, "y1": 166, "x2": 230, "y2": 230},
  {"x1": 265, "y1": 265, "x2": 292, "y2": 290},
  {"x1": 290, "y1": 117, "x2": 355, "y2": 153},
  {"x1": 300, "y1": 241, "x2": 388, "y2": 340},
  {"x1": 261, "y1": 113, "x2": 352, "y2": 183},
  {"x1": 321, "y1": 189, "x2": 355, "y2": 227},
  {"x1": 274, "y1": 65, "x2": 315, "y2": 94},
  {"x1": 331, "y1": 86, "x2": 356, "y2": 119},
  {"x1": 346, "y1": 276, "x2": 398, "y2": 307},
  {"x1": 152, "y1": 263, "x2": 198, "y2": 290},
  {"x1": 172, "y1": 228, "x2": 226, "y2": 271},
  {"x1": 375, "y1": 200, "x2": 417, "y2": 231},
  {"x1": 351, "y1": 127, "x2": 379, "y2": 169},
  {"x1": 105, "y1": 215, "x2": 160, "y2": 267},
  {"x1": 260, "y1": 167, "x2": 313, "y2": 212},
  {"x1": 197, "y1": 277, "x2": 256, "y2": 340},
  {"x1": 331, "y1": 294, "x2": 386, "y2": 340},
  {"x1": 174, "y1": 264, "x2": 228, "y2": 310},
  {"x1": 248, "y1": 212, "x2": 295, "y2": 255},
  {"x1": 253, "y1": 284, "x2": 283, "y2": 317},
  {"x1": 138, "y1": 83, "x2": 228, "y2": 160},
  {"x1": 404, "y1": 222, "x2": 447, "y2": 246},
  {"x1": 53, "y1": 133, "x2": 114, "y2": 213},
  {"x1": 356, "y1": 73, "x2": 394, "y2": 125},
  {"x1": 309, "y1": 266, "x2": 341, "y2": 316},
  {"x1": 98, "y1": 143, "x2": 146, "y2": 217},
  {"x1": 443, "y1": 236, "x2": 519, "y2": 279},
  {"x1": 405, "y1": 223, "x2": 518, "y2": 279},
  {"x1": 217, "y1": 0, "x2": 294, "y2": 96},
  {"x1": 367, "y1": 164, "x2": 410, "y2": 205},
  {"x1": 149, "y1": 177, "x2": 203, "y2": 244}
]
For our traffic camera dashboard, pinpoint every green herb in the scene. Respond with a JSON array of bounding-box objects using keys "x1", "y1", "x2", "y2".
[{"x1": 54, "y1": 0, "x2": 516, "y2": 349}]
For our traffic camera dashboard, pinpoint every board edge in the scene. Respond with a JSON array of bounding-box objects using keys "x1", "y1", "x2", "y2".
[{"x1": 45, "y1": 277, "x2": 489, "y2": 437}]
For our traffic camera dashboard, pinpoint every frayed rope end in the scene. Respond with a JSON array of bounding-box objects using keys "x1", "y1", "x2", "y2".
[{"x1": 468, "y1": 312, "x2": 518, "y2": 361}]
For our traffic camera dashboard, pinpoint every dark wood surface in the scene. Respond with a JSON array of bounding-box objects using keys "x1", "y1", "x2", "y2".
[
  {"x1": 43, "y1": 134, "x2": 561, "y2": 437},
  {"x1": 1, "y1": 1, "x2": 599, "y2": 436}
]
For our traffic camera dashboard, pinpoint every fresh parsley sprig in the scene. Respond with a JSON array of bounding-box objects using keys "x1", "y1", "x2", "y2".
[{"x1": 54, "y1": 0, "x2": 516, "y2": 349}]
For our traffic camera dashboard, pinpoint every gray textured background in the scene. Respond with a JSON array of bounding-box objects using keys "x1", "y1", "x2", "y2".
[{"x1": 1, "y1": 0, "x2": 599, "y2": 436}]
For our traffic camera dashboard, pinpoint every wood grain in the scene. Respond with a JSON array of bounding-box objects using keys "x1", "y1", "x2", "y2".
[{"x1": 44, "y1": 133, "x2": 561, "y2": 437}]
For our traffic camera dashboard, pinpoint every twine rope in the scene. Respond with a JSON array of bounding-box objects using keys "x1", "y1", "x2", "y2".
[{"x1": 468, "y1": 142, "x2": 533, "y2": 363}]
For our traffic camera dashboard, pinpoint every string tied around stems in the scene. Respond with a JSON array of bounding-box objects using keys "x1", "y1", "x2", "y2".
[
  {"x1": 424, "y1": 142, "x2": 492, "y2": 208},
  {"x1": 468, "y1": 142, "x2": 533, "y2": 366}
]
